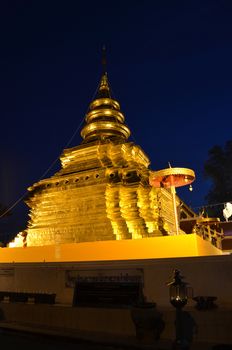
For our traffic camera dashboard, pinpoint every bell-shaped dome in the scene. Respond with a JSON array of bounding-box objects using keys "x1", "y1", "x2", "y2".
[{"x1": 80, "y1": 72, "x2": 131, "y2": 143}]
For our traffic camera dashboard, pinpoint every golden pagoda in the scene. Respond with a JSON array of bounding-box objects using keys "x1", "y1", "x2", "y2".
[
  {"x1": 14, "y1": 70, "x2": 188, "y2": 247},
  {"x1": 8, "y1": 63, "x2": 223, "y2": 251}
]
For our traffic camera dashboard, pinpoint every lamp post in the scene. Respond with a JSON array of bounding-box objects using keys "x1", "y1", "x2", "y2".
[{"x1": 167, "y1": 269, "x2": 188, "y2": 349}]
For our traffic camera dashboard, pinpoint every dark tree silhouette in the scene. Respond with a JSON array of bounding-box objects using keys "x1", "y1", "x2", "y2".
[{"x1": 204, "y1": 140, "x2": 232, "y2": 219}]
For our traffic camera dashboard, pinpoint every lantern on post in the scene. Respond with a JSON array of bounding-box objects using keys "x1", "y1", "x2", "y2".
[
  {"x1": 168, "y1": 269, "x2": 188, "y2": 309},
  {"x1": 167, "y1": 269, "x2": 189, "y2": 349}
]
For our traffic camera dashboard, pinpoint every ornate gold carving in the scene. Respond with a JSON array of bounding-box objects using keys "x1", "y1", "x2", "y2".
[
  {"x1": 90, "y1": 98, "x2": 120, "y2": 110},
  {"x1": 81, "y1": 121, "x2": 130, "y2": 141}
]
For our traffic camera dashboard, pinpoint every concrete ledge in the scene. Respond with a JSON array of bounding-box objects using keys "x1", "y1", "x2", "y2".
[
  {"x1": 0, "y1": 234, "x2": 222, "y2": 263},
  {"x1": 0, "y1": 303, "x2": 135, "y2": 336},
  {"x1": 0, "y1": 303, "x2": 231, "y2": 346}
]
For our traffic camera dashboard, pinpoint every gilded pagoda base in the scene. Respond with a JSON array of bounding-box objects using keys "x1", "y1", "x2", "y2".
[
  {"x1": 0, "y1": 247, "x2": 230, "y2": 347},
  {"x1": 1, "y1": 234, "x2": 222, "y2": 263}
]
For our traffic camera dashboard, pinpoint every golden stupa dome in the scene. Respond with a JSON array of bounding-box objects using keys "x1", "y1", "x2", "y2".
[{"x1": 81, "y1": 72, "x2": 131, "y2": 143}]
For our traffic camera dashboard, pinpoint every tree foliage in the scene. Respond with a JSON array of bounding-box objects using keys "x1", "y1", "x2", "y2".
[{"x1": 203, "y1": 140, "x2": 232, "y2": 218}]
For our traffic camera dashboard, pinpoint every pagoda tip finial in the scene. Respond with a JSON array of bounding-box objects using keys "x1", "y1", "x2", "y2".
[{"x1": 101, "y1": 45, "x2": 107, "y2": 74}]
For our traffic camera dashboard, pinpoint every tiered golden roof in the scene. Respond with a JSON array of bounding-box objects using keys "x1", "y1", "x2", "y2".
[{"x1": 81, "y1": 73, "x2": 131, "y2": 143}]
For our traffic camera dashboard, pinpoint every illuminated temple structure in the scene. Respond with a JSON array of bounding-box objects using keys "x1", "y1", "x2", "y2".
[
  {"x1": 11, "y1": 71, "x2": 222, "y2": 249},
  {"x1": 1, "y1": 64, "x2": 232, "y2": 348}
]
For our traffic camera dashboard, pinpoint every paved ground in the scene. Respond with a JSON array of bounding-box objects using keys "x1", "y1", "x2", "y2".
[
  {"x1": 0, "y1": 322, "x2": 231, "y2": 350},
  {"x1": 0, "y1": 320, "x2": 170, "y2": 349},
  {"x1": 0, "y1": 328, "x2": 167, "y2": 350}
]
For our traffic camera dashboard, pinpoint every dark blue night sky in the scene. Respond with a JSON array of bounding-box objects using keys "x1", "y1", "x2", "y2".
[{"x1": 0, "y1": 0, "x2": 232, "y2": 238}]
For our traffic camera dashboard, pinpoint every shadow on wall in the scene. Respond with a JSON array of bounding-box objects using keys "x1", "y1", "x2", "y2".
[
  {"x1": 130, "y1": 302, "x2": 165, "y2": 343},
  {"x1": 173, "y1": 310, "x2": 198, "y2": 350}
]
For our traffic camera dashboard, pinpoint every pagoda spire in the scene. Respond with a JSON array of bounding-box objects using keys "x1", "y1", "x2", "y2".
[
  {"x1": 95, "y1": 46, "x2": 112, "y2": 99},
  {"x1": 102, "y1": 45, "x2": 107, "y2": 74},
  {"x1": 80, "y1": 50, "x2": 131, "y2": 143}
]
